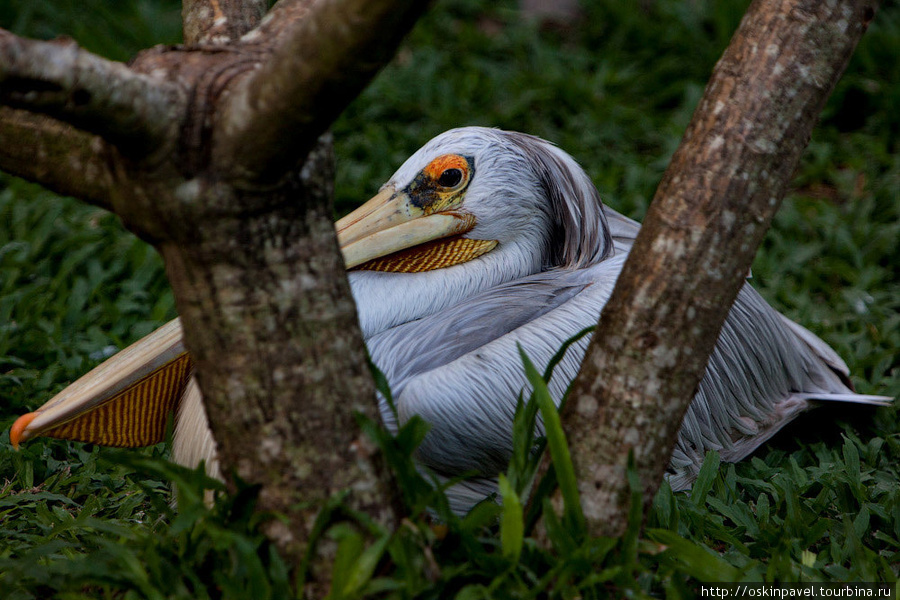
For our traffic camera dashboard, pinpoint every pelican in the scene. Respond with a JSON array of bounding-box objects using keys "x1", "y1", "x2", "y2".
[{"x1": 10, "y1": 127, "x2": 891, "y2": 514}]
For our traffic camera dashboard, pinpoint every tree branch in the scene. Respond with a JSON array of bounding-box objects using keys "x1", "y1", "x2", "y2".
[
  {"x1": 182, "y1": 0, "x2": 267, "y2": 45},
  {"x1": 0, "y1": 107, "x2": 115, "y2": 210},
  {"x1": 1, "y1": 0, "x2": 422, "y2": 585},
  {"x1": 0, "y1": 30, "x2": 183, "y2": 158},
  {"x1": 214, "y1": 0, "x2": 430, "y2": 183},
  {"x1": 561, "y1": 0, "x2": 877, "y2": 537}
]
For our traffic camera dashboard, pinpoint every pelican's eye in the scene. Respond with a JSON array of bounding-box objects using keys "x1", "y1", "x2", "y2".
[
  {"x1": 424, "y1": 154, "x2": 472, "y2": 191},
  {"x1": 438, "y1": 168, "x2": 463, "y2": 188}
]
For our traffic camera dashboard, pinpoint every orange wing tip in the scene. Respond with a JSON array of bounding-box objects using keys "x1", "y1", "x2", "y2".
[{"x1": 10, "y1": 412, "x2": 38, "y2": 450}]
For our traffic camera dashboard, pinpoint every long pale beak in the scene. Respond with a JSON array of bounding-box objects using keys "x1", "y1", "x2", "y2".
[
  {"x1": 336, "y1": 186, "x2": 476, "y2": 269},
  {"x1": 10, "y1": 319, "x2": 190, "y2": 449},
  {"x1": 11, "y1": 189, "x2": 485, "y2": 448}
]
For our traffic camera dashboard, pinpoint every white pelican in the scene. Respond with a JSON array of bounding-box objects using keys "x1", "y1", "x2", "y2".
[{"x1": 11, "y1": 127, "x2": 891, "y2": 514}]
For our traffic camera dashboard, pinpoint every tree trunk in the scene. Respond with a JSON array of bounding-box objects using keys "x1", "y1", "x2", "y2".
[
  {"x1": 3, "y1": 0, "x2": 879, "y2": 582},
  {"x1": 0, "y1": 0, "x2": 429, "y2": 585},
  {"x1": 561, "y1": 0, "x2": 878, "y2": 538}
]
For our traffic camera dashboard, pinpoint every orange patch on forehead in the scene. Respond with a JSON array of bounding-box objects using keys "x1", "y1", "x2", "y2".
[{"x1": 424, "y1": 154, "x2": 469, "y2": 180}]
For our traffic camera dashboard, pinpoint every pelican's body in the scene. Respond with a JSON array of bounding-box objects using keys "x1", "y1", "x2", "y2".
[{"x1": 12, "y1": 127, "x2": 891, "y2": 514}]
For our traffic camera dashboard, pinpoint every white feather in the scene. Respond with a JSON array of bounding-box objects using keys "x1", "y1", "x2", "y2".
[
  {"x1": 173, "y1": 377, "x2": 221, "y2": 482},
  {"x1": 165, "y1": 127, "x2": 890, "y2": 514}
]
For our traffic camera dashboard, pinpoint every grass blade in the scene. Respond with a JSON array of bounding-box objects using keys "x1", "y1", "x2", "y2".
[
  {"x1": 498, "y1": 474, "x2": 524, "y2": 563},
  {"x1": 518, "y1": 344, "x2": 585, "y2": 535},
  {"x1": 690, "y1": 450, "x2": 721, "y2": 506}
]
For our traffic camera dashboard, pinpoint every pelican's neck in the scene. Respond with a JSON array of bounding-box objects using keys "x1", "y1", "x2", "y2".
[{"x1": 349, "y1": 241, "x2": 542, "y2": 339}]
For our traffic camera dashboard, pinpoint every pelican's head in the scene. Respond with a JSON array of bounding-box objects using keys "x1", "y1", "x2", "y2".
[{"x1": 337, "y1": 127, "x2": 613, "y2": 275}]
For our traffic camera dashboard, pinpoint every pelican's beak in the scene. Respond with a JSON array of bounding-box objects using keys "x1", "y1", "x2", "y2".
[
  {"x1": 9, "y1": 319, "x2": 191, "y2": 449},
  {"x1": 337, "y1": 186, "x2": 495, "y2": 272},
  {"x1": 11, "y1": 186, "x2": 495, "y2": 448}
]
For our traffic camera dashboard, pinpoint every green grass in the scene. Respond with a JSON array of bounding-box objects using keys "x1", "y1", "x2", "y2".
[{"x1": 1, "y1": 0, "x2": 899, "y2": 597}]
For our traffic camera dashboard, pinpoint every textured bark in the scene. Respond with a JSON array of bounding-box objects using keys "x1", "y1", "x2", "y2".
[
  {"x1": 561, "y1": 0, "x2": 878, "y2": 538},
  {"x1": 0, "y1": 107, "x2": 115, "y2": 209},
  {"x1": 183, "y1": 0, "x2": 267, "y2": 44},
  {"x1": 216, "y1": 0, "x2": 428, "y2": 182},
  {"x1": 0, "y1": 31, "x2": 182, "y2": 157},
  {"x1": 0, "y1": 0, "x2": 426, "y2": 584},
  {"x1": 154, "y1": 134, "x2": 401, "y2": 575}
]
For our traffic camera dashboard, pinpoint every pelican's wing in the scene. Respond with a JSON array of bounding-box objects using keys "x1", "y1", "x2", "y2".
[
  {"x1": 366, "y1": 258, "x2": 622, "y2": 514},
  {"x1": 667, "y1": 285, "x2": 892, "y2": 489},
  {"x1": 774, "y1": 313, "x2": 851, "y2": 384},
  {"x1": 171, "y1": 376, "x2": 221, "y2": 481},
  {"x1": 367, "y1": 271, "x2": 593, "y2": 400},
  {"x1": 602, "y1": 205, "x2": 640, "y2": 253},
  {"x1": 368, "y1": 254, "x2": 890, "y2": 512},
  {"x1": 600, "y1": 206, "x2": 757, "y2": 278},
  {"x1": 366, "y1": 255, "x2": 625, "y2": 511},
  {"x1": 10, "y1": 319, "x2": 191, "y2": 449}
]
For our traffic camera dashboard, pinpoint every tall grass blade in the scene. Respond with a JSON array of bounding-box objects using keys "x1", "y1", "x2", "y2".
[
  {"x1": 498, "y1": 473, "x2": 524, "y2": 563},
  {"x1": 518, "y1": 344, "x2": 586, "y2": 536},
  {"x1": 690, "y1": 450, "x2": 721, "y2": 506}
]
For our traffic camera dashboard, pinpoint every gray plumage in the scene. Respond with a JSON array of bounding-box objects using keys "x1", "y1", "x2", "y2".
[
  {"x1": 349, "y1": 127, "x2": 890, "y2": 514},
  {"x1": 18, "y1": 126, "x2": 887, "y2": 517}
]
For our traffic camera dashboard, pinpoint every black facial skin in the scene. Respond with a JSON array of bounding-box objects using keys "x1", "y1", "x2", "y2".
[
  {"x1": 407, "y1": 171, "x2": 442, "y2": 210},
  {"x1": 406, "y1": 156, "x2": 475, "y2": 211}
]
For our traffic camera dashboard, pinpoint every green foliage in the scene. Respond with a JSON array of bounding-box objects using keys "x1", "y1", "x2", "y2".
[
  {"x1": 0, "y1": 0, "x2": 182, "y2": 61},
  {"x1": 1, "y1": 0, "x2": 898, "y2": 597},
  {"x1": 1, "y1": 447, "x2": 293, "y2": 599},
  {"x1": 519, "y1": 346, "x2": 585, "y2": 538}
]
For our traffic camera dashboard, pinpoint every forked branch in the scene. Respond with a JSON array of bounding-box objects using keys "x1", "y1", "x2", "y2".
[
  {"x1": 0, "y1": 0, "x2": 422, "y2": 587},
  {"x1": 0, "y1": 30, "x2": 182, "y2": 158},
  {"x1": 215, "y1": 0, "x2": 430, "y2": 182}
]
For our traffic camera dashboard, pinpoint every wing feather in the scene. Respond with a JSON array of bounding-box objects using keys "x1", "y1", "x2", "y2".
[{"x1": 371, "y1": 251, "x2": 890, "y2": 512}]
